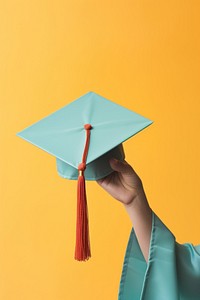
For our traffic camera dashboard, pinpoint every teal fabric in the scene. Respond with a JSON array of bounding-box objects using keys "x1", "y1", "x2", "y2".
[
  {"x1": 16, "y1": 91, "x2": 153, "y2": 180},
  {"x1": 56, "y1": 144, "x2": 125, "y2": 180},
  {"x1": 118, "y1": 212, "x2": 200, "y2": 300}
]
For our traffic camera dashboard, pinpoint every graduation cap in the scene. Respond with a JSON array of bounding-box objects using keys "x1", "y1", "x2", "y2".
[{"x1": 16, "y1": 91, "x2": 153, "y2": 261}]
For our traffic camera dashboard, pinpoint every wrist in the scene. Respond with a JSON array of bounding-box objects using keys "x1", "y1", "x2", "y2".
[{"x1": 123, "y1": 188, "x2": 149, "y2": 211}]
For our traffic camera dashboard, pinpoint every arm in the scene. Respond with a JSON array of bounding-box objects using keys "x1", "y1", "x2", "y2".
[{"x1": 96, "y1": 158, "x2": 152, "y2": 262}]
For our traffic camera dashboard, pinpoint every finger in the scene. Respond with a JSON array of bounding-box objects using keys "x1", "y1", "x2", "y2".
[
  {"x1": 96, "y1": 173, "x2": 111, "y2": 188},
  {"x1": 96, "y1": 178, "x2": 103, "y2": 185},
  {"x1": 109, "y1": 158, "x2": 133, "y2": 175}
]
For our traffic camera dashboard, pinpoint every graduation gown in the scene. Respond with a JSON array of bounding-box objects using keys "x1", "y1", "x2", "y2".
[{"x1": 118, "y1": 212, "x2": 200, "y2": 300}]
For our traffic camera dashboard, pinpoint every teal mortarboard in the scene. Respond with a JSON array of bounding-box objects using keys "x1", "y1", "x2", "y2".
[{"x1": 16, "y1": 91, "x2": 153, "y2": 261}]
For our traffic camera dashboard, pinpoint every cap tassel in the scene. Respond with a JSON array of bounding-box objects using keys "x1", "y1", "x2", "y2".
[
  {"x1": 75, "y1": 124, "x2": 92, "y2": 261},
  {"x1": 75, "y1": 171, "x2": 91, "y2": 261}
]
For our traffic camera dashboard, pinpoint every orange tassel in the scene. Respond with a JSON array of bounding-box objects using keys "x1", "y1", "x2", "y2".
[
  {"x1": 74, "y1": 124, "x2": 92, "y2": 261},
  {"x1": 75, "y1": 172, "x2": 91, "y2": 261}
]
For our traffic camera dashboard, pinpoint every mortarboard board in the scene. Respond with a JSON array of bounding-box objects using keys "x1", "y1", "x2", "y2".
[{"x1": 16, "y1": 91, "x2": 153, "y2": 261}]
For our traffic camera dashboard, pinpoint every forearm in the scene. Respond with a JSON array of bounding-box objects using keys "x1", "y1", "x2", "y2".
[{"x1": 123, "y1": 189, "x2": 152, "y2": 262}]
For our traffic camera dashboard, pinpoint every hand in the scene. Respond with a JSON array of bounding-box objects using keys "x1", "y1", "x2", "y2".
[
  {"x1": 97, "y1": 158, "x2": 152, "y2": 262},
  {"x1": 96, "y1": 158, "x2": 144, "y2": 206}
]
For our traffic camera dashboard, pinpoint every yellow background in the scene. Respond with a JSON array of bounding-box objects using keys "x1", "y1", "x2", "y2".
[{"x1": 1, "y1": 1, "x2": 200, "y2": 299}]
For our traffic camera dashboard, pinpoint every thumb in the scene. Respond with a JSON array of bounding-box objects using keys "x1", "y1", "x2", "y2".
[{"x1": 109, "y1": 158, "x2": 134, "y2": 175}]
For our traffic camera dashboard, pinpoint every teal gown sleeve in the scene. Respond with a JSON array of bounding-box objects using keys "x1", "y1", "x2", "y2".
[{"x1": 118, "y1": 212, "x2": 200, "y2": 300}]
